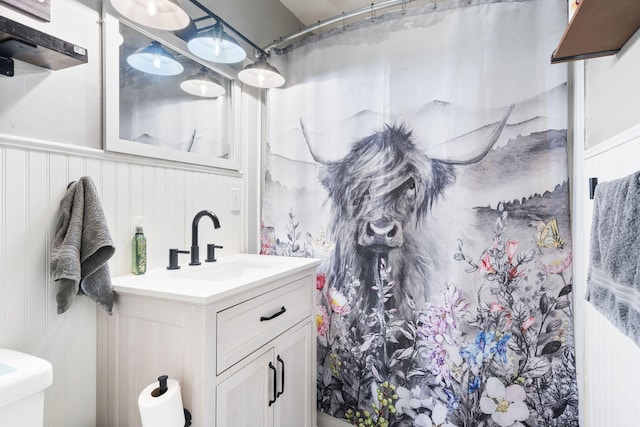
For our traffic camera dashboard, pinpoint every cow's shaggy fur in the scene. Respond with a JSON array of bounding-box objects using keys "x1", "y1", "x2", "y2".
[{"x1": 320, "y1": 124, "x2": 455, "y2": 318}]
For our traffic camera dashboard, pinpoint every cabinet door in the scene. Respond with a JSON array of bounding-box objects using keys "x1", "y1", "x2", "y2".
[
  {"x1": 274, "y1": 321, "x2": 315, "y2": 427},
  {"x1": 216, "y1": 349, "x2": 275, "y2": 427}
]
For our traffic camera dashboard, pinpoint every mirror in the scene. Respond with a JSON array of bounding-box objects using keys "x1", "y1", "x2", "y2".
[{"x1": 103, "y1": 13, "x2": 241, "y2": 170}]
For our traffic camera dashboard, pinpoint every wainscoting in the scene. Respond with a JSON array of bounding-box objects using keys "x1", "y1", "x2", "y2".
[
  {"x1": 0, "y1": 134, "x2": 244, "y2": 426},
  {"x1": 579, "y1": 123, "x2": 640, "y2": 425}
]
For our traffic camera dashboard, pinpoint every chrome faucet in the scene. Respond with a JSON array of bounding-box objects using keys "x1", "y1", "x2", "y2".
[{"x1": 189, "y1": 210, "x2": 221, "y2": 265}]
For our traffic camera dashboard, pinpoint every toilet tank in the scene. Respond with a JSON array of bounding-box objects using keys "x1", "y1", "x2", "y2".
[{"x1": 0, "y1": 349, "x2": 53, "y2": 427}]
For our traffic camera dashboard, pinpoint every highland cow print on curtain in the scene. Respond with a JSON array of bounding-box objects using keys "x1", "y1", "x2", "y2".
[{"x1": 260, "y1": 0, "x2": 579, "y2": 425}]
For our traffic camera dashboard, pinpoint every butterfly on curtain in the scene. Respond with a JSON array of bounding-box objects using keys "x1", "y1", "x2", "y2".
[{"x1": 535, "y1": 218, "x2": 565, "y2": 249}]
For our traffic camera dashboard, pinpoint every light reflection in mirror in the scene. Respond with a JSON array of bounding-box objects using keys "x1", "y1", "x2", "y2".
[{"x1": 118, "y1": 21, "x2": 232, "y2": 160}]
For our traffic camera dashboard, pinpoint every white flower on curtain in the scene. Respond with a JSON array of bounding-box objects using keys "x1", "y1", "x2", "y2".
[{"x1": 480, "y1": 377, "x2": 529, "y2": 427}]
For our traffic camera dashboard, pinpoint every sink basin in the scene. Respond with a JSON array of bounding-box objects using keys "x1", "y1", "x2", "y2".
[
  {"x1": 180, "y1": 257, "x2": 288, "y2": 282},
  {"x1": 111, "y1": 253, "x2": 321, "y2": 304}
]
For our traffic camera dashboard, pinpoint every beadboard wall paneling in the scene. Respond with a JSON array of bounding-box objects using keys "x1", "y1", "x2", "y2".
[
  {"x1": 0, "y1": 137, "x2": 244, "y2": 427},
  {"x1": 4, "y1": 147, "x2": 27, "y2": 350},
  {"x1": 581, "y1": 126, "x2": 640, "y2": 426}
]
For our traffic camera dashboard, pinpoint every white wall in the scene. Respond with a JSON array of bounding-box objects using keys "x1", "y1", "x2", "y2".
[
  {"x1": 0, "y1": 0, "x2": 103, "y2": 149},
  {"x1": 584, "y1": 30, "x2": 640, "y2": 148},
  {"x1": 0, "y1": 0, "x2": 295, "y2": 425},
  {"x1": 572, "y1": 28, "x2": 640, "y2": 427}
]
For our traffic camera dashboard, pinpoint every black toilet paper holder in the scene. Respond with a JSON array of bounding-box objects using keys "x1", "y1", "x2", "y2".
[{"x1": 152, "y1": 375, "x2": 192, "y2": 426}]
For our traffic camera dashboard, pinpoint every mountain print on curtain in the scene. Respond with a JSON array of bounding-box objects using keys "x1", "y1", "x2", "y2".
[{"x1": 260, "y1": 0, "x2": 579, "y2": 426}]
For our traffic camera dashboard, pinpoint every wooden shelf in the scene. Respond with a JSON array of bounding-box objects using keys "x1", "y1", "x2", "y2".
[
  {"x1": 551, "y1": 0, "x2": 640, "y2": 63},
  {"x1": 0, "y1": 16, "x2": 88, "y2": 71}
]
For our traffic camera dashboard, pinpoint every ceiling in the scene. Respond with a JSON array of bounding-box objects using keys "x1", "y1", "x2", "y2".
[{"x1": 279, "y1": 0, "x2": 378, "y2": 26}]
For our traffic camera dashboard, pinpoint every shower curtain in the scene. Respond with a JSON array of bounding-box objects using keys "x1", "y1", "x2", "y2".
[{"x1": 261, "y1": 0, "x2": 579, "y2": 425}]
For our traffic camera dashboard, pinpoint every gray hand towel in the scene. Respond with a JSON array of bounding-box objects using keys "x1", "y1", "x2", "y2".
[
  {"x1": 50, "y1": 176, "x2": 115, "y2": 314},
  {"x1": 586, "y1": 170, "x2": 640, "y2": 347}
]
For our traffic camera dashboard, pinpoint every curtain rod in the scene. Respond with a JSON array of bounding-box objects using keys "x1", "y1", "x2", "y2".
[{"x1": 264, "y1": 0, "x2": 416, "y2": 53}]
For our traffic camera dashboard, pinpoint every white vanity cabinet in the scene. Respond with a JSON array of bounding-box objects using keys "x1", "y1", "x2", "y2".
[
  {"x1": 216, "y1": 320, "x2": 314, "y2": 427},
  {"x1": 97, "y1": 254, "x2": 320, "y2": 427}
]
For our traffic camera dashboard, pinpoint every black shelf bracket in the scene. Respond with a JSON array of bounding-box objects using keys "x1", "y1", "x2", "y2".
[{"x1": 0, "y1": 55, "x2": 13, "y2": 77}]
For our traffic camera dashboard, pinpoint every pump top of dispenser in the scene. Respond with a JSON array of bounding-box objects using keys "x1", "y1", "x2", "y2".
[{"x1": 136, "y1": 225, "x2": 144, "y2": 233}]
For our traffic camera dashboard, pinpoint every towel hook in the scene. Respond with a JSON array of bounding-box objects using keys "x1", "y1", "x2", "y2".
[
  {"x1": 589, "y1": 177, "x2": 598, "y2": 200},
  {"x1": 67, "y1": 181, "x2": 76, "y2": 190}
]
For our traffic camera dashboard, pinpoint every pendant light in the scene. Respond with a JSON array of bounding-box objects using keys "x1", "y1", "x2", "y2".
[
  {"x1": 180, "y1": 67, "x2": 226, "y2": 97},
  {"x1": 173, "y1": 18, "x2": 198, "y2": 42},
  {"x1": 238, "y1": 57, "x2": 285, "y2": 89},
  {"x1": 111, "y1": 0, "x2": 190, "y2": 31},
  {"x1": 127, "y1": 41, "x2": 184, "y2": 76},
  {"x1": 187, "y1": 22, "x2": 247, "y2": 64}
]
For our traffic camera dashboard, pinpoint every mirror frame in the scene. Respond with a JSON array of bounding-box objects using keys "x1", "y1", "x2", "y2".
[{"x1": 103, "y1": 11, "x2": 242, "y2": 170}]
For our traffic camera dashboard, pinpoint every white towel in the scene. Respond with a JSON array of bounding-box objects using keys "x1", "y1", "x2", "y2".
[
  {"x1": 50, "y1": 176, "x2": 115, "y2": 314},
  {"x1": 586, "y1": 170, "x2": 640, "y2": 347}
]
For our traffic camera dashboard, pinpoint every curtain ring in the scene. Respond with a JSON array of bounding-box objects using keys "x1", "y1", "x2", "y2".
[
  {"x1": 432, "y1": 0, "x2": 437, "y2": 10},
  {"x1": 371, "y1": 3, "x2": 376, "y2": 22},
  {"x1": 401, "y1": 1, "x2": 406, "y2": 15}
]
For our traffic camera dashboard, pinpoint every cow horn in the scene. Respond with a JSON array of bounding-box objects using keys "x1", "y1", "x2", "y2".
[
  {"x1": 300, "y1": 119, "x2": 330, "y2": 164},
  {"x1": 427, "y1": 104, "x2": 515, "y2": 165}
]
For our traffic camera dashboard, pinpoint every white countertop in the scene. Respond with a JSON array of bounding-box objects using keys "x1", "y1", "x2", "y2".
[{"x1": 111, "y1": 253, "x2": 321, "y2": 305}]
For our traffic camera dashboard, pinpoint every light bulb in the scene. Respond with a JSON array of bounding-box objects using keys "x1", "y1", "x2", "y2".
[
  {"x1": 147, "y1": 0, "x2": 157, "y2": 17},
  {"x1": 200, "y1": 84, "x2": 207, "y2": 96},
  {"x1": 257, "y1": 72, "x2": 265, "y2": 87},
  {"x1": 153, "y1": 55, "x2": 161, "y2": 69},
  {"x1": 214, "y1": 39, "x2": 221, "y2": 56}
]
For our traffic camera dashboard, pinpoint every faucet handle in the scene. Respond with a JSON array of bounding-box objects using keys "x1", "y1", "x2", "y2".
[
  {"x1": 167, "y1": 249, "x2": 190, "y2": 270},
  {"x1": 205, "y1": 244, "x2": 223, "y2": 263}
]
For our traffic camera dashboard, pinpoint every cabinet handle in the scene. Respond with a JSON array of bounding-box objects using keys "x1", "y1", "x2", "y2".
[
  {"x1": 260, "y1": 306, "x2": 286, "y2": 322},
  {"x1": 268, "y1": 362, "x2": 277, "y2": 406},
  {"x1": 276, "y1": 355, "x2": 285, "y2": 398}
]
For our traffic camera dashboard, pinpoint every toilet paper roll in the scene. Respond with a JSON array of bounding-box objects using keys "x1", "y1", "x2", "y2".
[{"x1": 138, "y1": 378, "x2": 185, "y2": 427}]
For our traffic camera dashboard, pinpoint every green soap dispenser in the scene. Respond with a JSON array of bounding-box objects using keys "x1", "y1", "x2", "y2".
[{"x1": 132, "y1": 225, "x2": 147, "y2": 275}]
